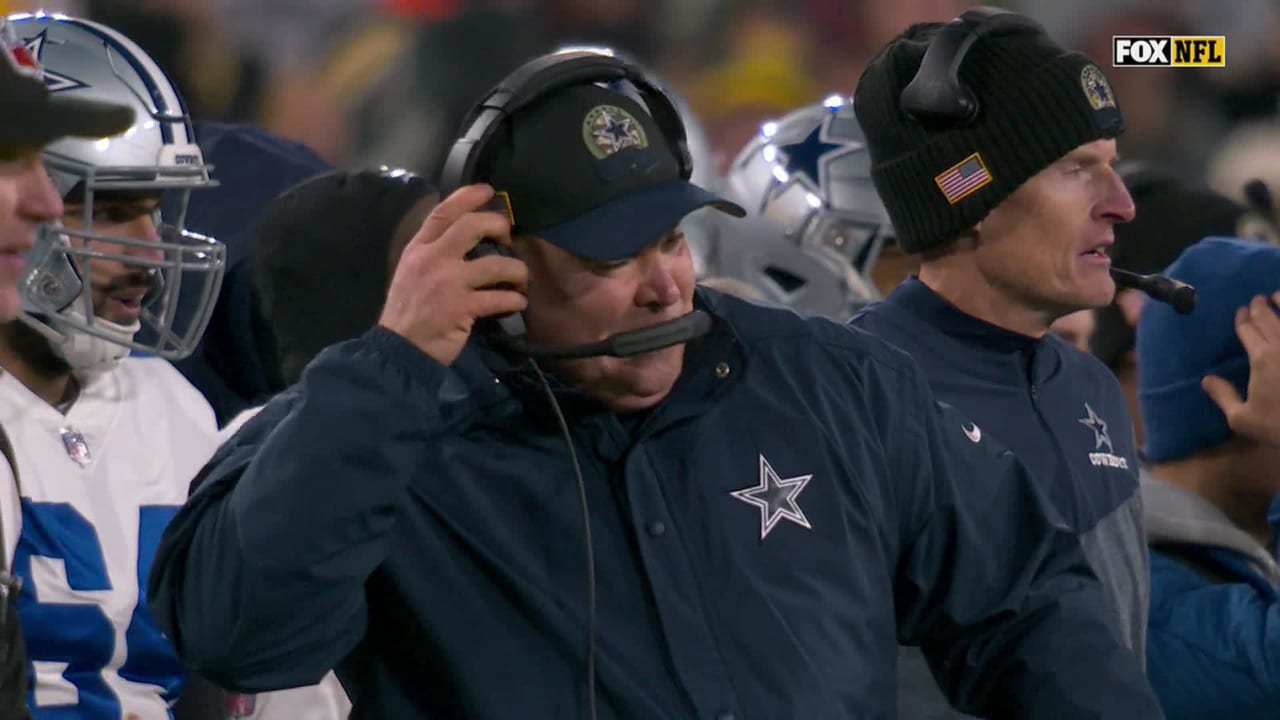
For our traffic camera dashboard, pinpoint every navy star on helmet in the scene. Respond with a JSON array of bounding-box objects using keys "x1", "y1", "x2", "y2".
[
  {"x1": 701, "y1": 95, "x2": 894, "y2": 321},
  {"x1": 23, "y1": 28, "x2": 89, "y2": 93},
  {"x1": 6, "y1": 12, "x2": 225, "y2": 373}
]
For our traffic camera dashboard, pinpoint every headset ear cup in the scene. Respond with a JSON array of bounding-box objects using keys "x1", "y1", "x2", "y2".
[{"x1": 899, "y1": 8, "x2": 1044, "y2": 127}]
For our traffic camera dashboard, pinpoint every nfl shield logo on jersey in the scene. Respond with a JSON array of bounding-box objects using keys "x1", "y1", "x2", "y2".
[
  {"x1": 59, "y1": 427, "x2": 91, "y2": 467},
  {"x1": 226, "y1": 693, "x2": 257, "y2": 718}
]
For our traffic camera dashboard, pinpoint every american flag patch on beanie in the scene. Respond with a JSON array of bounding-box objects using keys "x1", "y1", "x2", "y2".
[{"x1": 935, "y1": 153, "x2": 993, "y2": 204}]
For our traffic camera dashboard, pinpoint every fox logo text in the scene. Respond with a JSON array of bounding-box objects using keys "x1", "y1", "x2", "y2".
[{"x1": 1113, "y1": 36, "x2": 1225, "y2": 67}]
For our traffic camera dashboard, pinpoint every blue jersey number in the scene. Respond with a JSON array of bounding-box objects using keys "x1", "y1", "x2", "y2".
[{"x1": 14, "y1": 500, "x2": 185, "y2": 718}]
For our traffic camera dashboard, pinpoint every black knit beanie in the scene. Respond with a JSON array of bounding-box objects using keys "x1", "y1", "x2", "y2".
[
  {"x1": 253, "y1": 168, "x2": 436, "y2": 384},
  {"x1": 854, "y1": 15, "x2": 1125, "y2": 254}
]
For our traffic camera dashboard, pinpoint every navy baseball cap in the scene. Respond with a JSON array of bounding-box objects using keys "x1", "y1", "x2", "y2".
[{"x1": 479, "y1": 83, "x2": 744, "y2": 262}]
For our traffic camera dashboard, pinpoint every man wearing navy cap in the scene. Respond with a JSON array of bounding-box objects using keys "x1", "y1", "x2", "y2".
[{"x1": 150, "y1": 70, "x2": 1162, "y2": 718}]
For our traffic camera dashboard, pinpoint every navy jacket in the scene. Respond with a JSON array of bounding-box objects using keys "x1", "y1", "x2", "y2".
[
  {"x1": 851, "y1": 278, "x2": 1148, "y2": 653},
  {"x1": 148, "y1": 289, "x2": 1160, "y2": 719},
  {"x1": 851, "y1": 279, "x2": 1150, "y2": 720}
]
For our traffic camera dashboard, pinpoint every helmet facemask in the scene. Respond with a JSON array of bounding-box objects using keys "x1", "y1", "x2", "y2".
[{"x1": 20, "y1": 149, "x2": 225, "y2": 373}]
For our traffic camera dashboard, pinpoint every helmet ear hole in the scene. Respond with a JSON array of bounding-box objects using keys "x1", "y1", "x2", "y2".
[
  {"x1": 30, "y1": 262, "x2": 84, "y2": 313},
  {"x1": 763, "y1": 266, "x2": 806, "y2": 294}
]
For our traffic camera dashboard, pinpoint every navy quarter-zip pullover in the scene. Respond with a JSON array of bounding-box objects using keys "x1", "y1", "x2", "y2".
[{"x1": 852, "y1": 279, "x2": 1149, "y2": 720}]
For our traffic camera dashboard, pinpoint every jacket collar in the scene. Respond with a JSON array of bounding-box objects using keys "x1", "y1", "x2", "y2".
[
  {"x1": 881, "y1": 277, "x2": 1065, "y2": 387},
  {"x1": 886, "y1": 276, "x2": 1044, "y2": 355}
]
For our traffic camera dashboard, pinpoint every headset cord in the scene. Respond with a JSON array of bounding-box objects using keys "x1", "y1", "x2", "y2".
[{"x1": 530, "y1": 360, "x2": 598, "y2": 720}]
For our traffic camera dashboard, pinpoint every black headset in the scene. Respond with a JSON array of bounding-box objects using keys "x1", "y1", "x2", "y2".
[
  {"x1": 436, "y1": 49, "x2": 714, "y2": 357},
  {"x1": 439, "y1": 50, "x2": 694, "y2": 196},
  {"x1": 899, "y1": 7, "x2": 1045, "y2": 128},
  {"x1": 898, "y1": 7, "x2": 1197, "y2": 313}
]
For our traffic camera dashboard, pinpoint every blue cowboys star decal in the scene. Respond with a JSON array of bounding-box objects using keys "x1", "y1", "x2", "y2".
[
  {"x1": 771, "y1": 107, "x2": 864, "y2": 195},
  {"x1": 23, "y1": 29, "x2": 89, "y2": 93},
  {"x1": 731, "y1": 454, "x2": 813, "y2": 539},
  {"x1": 1078, "y1": 403, "x2": 1114, "y2": 453}
]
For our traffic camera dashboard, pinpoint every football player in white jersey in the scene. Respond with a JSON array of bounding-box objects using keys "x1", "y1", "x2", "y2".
[
  {"x1": 0, "y1": 12, "x2": 225, "y2": 719},
  {"x1": 0, "y1": 13, "x2": 343, "y2": 720},
  {"x1": 0, "y1": 16, "x2": 134, "y2": 720}
]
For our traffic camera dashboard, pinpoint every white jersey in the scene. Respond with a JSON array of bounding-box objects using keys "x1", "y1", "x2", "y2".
[
  {"x1": 0, "y1": 357, "x2": 218, "y2": 719},
  {"x1": 0, "y1": 365, "x2": 351, "y2": 720}
]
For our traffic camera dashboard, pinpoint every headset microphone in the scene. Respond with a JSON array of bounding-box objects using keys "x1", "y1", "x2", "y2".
[
  {"x1": 1110, "y1": 267, "x2": 1196, "y2": 315},
  {"x1": 501, "y1": 310, "x2": 712, "y2": 360},
  {"x1": 468, "y1": 242, "x2": 713, "y2": 360}
]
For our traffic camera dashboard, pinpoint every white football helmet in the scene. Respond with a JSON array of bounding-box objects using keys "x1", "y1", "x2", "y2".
[
  {"x1": 710, "y1": 95, "x2": 894, "y2": 320},
  {"x1": 8, "y1": 12, "x2": 225, "y2": 373}
]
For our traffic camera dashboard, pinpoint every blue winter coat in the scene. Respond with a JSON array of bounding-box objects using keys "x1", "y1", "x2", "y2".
[{"x1": 1144, "y1": 478, "x2": 1280, "y2": 720}]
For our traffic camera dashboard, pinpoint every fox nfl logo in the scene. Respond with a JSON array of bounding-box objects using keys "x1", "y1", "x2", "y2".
[{"x1": 1113, "y1": 36, "x2": 1225, "y2": 67}]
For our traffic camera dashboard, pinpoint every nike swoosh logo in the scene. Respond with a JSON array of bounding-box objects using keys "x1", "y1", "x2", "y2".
[{"x1": 962, "y1": 423, "x2": 981, "y2": 443}]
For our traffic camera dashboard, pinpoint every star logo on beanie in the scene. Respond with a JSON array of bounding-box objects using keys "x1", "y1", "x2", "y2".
[{"x1": 1080, "y1": 65, "x2": 1116, "y2": 112}]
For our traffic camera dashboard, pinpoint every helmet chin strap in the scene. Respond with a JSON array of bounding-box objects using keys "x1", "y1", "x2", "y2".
[{"x1": 18, "y1": 304, "x2": 141, "y2": 375}]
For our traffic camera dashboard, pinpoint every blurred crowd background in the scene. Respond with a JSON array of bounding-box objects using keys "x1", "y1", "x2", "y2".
[{"x1": 5, "y1": 0, "x2": 1279, "y2": 227}]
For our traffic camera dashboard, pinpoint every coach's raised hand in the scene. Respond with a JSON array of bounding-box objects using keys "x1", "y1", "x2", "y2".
[{"x1": 378, "y1": 183, "x2": 529, "y2": 366}]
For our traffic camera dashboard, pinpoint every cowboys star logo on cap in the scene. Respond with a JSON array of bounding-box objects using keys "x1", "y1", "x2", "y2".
[
  {"x1": 582, "y1": 104, "x2": 647, "y2": 160},
  {"x1": 1080, "y1": 65, "x2": 1116, "y2": 111}
]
